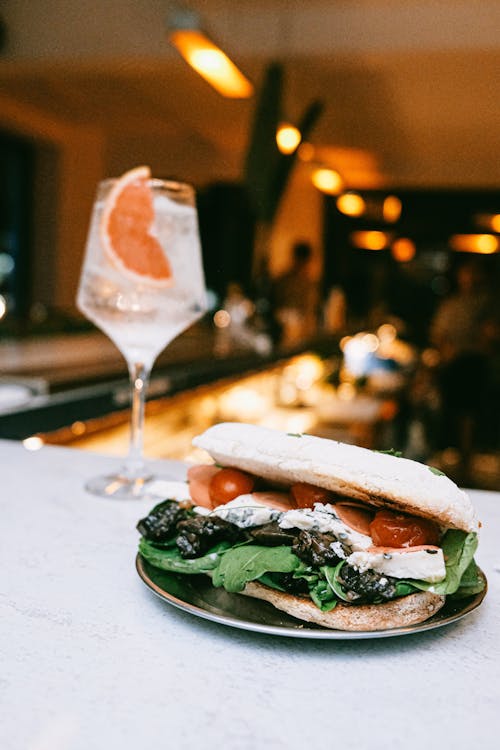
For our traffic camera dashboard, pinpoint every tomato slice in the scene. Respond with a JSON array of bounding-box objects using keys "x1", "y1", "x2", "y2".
[
  {"x1": 290, "y1": 482, "x2": 334, "y2": 508},
  {"x1": 334, "y1": 502, "x2": 375, "y2": 536},
  {"x1": 187, "y1": 465, "x2": 220, "y2": 509},
  {"x1": 209, "y1": 468, "x2": 256, "y2": 507},
  {"x1": 369, "y1": 509, "x2": 441, "y2": 548},
  {"x1": 250, "y1": 491, "x2": 295, "y2": 511}
]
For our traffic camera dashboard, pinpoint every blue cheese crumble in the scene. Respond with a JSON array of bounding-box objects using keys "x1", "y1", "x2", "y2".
[
  {"x1": 279, "y1": 503, "x2": 373, "y2": 552},
  {"x1": 211, "y1": 495, "x2": 282, "y2": 528}
]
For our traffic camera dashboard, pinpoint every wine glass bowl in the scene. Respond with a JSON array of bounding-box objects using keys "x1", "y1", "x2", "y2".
[{"x1": 77, "y1": 170, "x2": 207, "y2": 499}]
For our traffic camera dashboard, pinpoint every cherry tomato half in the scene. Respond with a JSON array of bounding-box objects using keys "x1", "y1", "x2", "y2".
[
  {"x1": 209, "y1": 468, "x2": 256, "y2": 507},
  {"x1": 369, "y1": 509, "x2": 441, "y2": 548},
  {"x1": 187, "y1": 465, "x2": 220, "y2": 509},
  {"x1": 290, "y1": 482, "x2": 334, "y2": 508}
]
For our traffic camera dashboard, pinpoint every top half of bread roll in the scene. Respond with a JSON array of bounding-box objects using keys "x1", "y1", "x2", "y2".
[{"x1": 192, "y1": 422, "x2": 478, "y2": 533}]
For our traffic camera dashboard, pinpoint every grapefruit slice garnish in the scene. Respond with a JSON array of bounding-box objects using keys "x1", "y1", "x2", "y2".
[{"x1": 100, "y1": 166, "x2": 173, "y2": 287}]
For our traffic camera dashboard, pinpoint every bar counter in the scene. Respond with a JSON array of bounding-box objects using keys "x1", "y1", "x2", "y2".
[
  {"x1": 1, "y1": 439, "x2": 499, "y2": 750},
  {"x1": 0, "y1": 328, "x2": 339, "y2": 441}
]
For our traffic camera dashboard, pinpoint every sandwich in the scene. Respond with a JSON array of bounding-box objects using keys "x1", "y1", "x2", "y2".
[{"x1": 137, "y1": 422, "x2": 485, "y2": 631}]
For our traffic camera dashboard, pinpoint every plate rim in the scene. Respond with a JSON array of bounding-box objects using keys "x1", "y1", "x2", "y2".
[{"x1": 136, "y1": 554, "x2": 487, "y2": 640}]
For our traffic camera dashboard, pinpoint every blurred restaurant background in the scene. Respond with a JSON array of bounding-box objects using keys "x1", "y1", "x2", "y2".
[{"x1": 0, "y1": 0, "x2": 499, "y2": 488}]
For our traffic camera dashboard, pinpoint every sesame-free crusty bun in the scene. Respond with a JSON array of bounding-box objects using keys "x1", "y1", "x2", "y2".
[
  {"x1": 192, "y1": 423, "x2": 478, "y2": 533},
  {"x1": 242, "y1": 582, "x2": 446, "y2": 631}
]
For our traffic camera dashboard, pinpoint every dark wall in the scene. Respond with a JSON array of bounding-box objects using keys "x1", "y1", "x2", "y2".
[
  {"x1": 0, "y1": 130, "x2": 35, "y2": 320},
  {"x1": 323, "y1": 188, "x2": 500, "y2": 345},
  {"x1": 197, "y1": 182, "x2": 255, "y2": 301}
]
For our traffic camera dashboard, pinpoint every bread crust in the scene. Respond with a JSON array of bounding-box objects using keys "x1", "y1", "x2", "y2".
[
  {"x1": 241, "y1": 582, "x2": 446, "y2": 631},
  {"x1": 193, "y1": 423, "x2": 478, "y2": 532}
]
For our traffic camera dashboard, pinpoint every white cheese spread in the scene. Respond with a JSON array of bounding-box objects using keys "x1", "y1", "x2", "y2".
[
  {"x1": 211, "y1": 495, "x2": 281, "y2": 528},
  {"x1": 347, "y1": 548, "x2": 446, "y2": 583}
]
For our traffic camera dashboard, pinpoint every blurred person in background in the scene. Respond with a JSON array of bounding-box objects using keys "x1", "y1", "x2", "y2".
[
  {"x1": 430, "y1": 259, "x2": 496, "y2": 480},
  {"x1": 272, "y1": 241, "x2": 320, "y2": 348}
]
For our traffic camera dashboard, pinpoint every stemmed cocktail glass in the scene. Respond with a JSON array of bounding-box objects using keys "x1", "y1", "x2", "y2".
[{"x1": 77, "y1": 167, "x2": 207, "y2": 499}]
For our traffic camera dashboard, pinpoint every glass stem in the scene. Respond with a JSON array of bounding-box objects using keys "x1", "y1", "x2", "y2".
[{"x1": 123, "y1": 361, "x2": 151, "y2": 479}]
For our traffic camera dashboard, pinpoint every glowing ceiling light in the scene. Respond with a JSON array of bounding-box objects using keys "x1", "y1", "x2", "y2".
[
  {"x1": 383, "y1": 195, "x2": 402, "y2": 223},
  {"x1": 474, "y1": 213, "x2": 500, "y2": 232},
  {"x1": 311, "y1": 168, "x2": 343, "y2": 195},
  {"x1": 449, "y1": 234, "x2": 499, "y2": 254},
  {"x1": 168, "y1": 8, "x2": 253, "y2": 99},
  {"x1": 350, "y1": 230, "x2": 390, "y2": 250},
  {"x1": 392, "y1": 237, "x2": 416, "y2": 262},
  {"x1": 276, "y1": 123, "x2": 302, "y2": 154},
  {"x1": 336, "y1": 192, "x2": 366, "y2": 217}
]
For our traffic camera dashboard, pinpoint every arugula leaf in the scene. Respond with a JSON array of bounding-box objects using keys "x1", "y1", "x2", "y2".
[
  {"x1": 394, "y1": 581, "x2": 418, "y2": 597},
  {"x1": 139, "y1": 538, "x2": 230, "y2": 574},
  {"x1": 322, "y1": 562, "x2": 352, "y2": 602},
  {"x1": 401, "y1": 531, "x2": 481, "y2": 596},
  {"x1": 307, "y1": 578, "x2": 338, "y2": 611},
  {"x1": 282, "y1": 563, "x2": 339, "y2": 611},
  {"x1": 212, "y1": 545, "x2": 300, "y2": 593},
  {"x1": 428, "y1": 466, "x2": 445, "y2": 476},
  {"x1": 292, "y1": 561, "x2": 320, "y2": 585},
  {"x1": 429, "y1": 530, "x2": 478, "y2": 595},
  {"x1": 256, "y1": 570, "x2": 339, "y2": 612},
  {"x1": 450, "y1": 559, "x2": 485, "y2": 598},
  {"x1": 256, "y1": 573, "x2": 287, "y2": 592}
]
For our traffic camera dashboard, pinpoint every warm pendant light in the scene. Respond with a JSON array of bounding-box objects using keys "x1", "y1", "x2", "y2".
[
  {"x1": 337, "y1": 192, "x2": 366, "y2": 217},
  {"x1": 311, "y1": 168, "x2": 343, "y2": 195},
  {"x1": 392, "y1": 237, "x2": 416, "y2": 262},
  {"x1": 276, "y1": 122, "x2": 302, "y2": 154},
  {"x1": 351, "y1": 230, "x2": 391, "y2": 250},
  {"x1": 450, "y1": 234, "x2": 499, "y2": 254},
  {"x1": 167, "y1": 6, "x2": 253, "y2": 98}
]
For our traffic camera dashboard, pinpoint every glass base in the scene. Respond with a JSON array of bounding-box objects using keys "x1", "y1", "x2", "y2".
[{"x1": 85, "y1": 471, "x2": 164, "y2": 500}]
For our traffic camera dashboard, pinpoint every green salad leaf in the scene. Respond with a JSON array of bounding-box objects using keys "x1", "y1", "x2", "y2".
[
  {"x1": 308, "y1": 578, "x2": 338, "y2": 611},
  {"x1": 450, "y1": 559, "x2": 485, "y2": 598},
  {"x1": 322, "y1": 562, "x2": 352, "y2": 602},
  {"x1": 401, "y1": 530, "x2": 480, "y2": 596},
  {"x1": 394, "y1": 581, "x2": 419, "y2": 597},
  {"x1": 138, "y1": 526, "x2": 483, "y2": 611},
  {"x1": 139, "y1": 538, "x2": 231, "y2": 574},
  {"x1": 255, "y1": 573, "x2": 287, "y2": 592},
  {"x1": 212, "y1": 545, "x2": 300, "y2": 593},
  {"x1": 257, "y1": 566, "x2": 338, "y2": 611}
]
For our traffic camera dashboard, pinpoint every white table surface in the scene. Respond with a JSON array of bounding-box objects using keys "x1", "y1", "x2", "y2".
[{"x1": 1, "y1": 439, "x2": 499, "y2": 750}]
